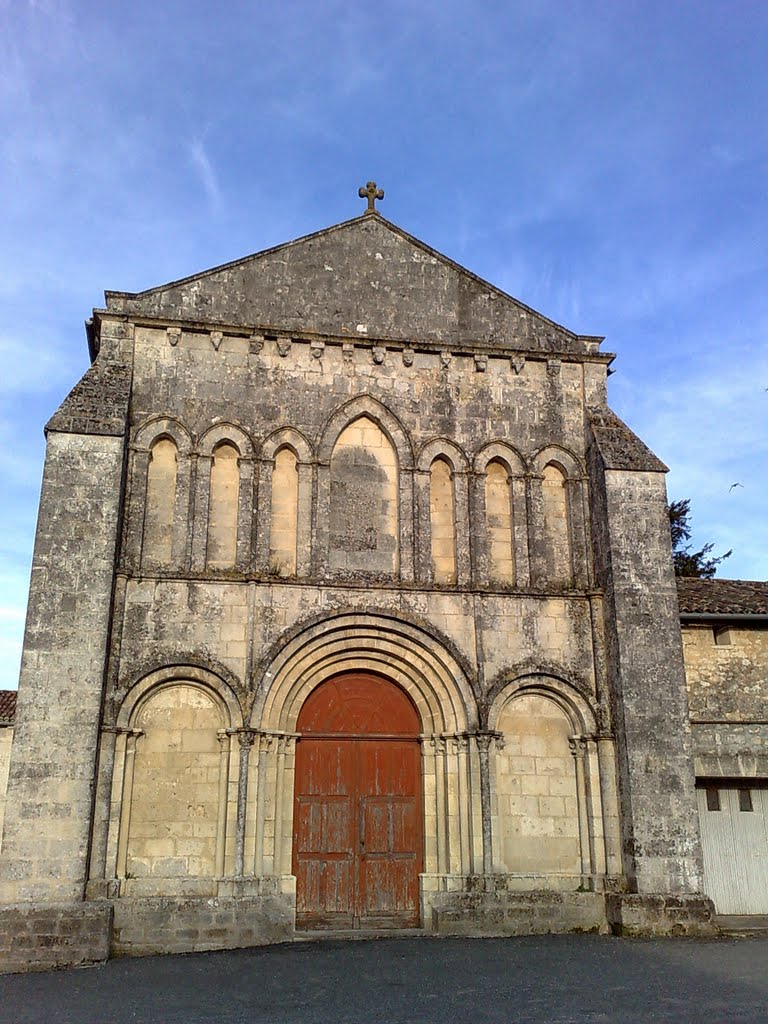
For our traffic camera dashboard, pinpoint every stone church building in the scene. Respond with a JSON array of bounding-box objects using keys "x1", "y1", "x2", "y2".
[{"x1": 1, "y1": 187, "x2": 766, "y2": 971}]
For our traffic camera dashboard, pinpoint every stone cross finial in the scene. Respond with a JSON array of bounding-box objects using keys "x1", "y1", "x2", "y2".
[{"x1": 358, "y1": 180, "x2": 384, "y2": 214}]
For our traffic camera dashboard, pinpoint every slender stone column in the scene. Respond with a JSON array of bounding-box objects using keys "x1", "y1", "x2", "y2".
[
  {"x1": 190, "y1": 454, "x2": 212, "y2": 571},
  {"x1": 511, "y1": 476, "x2": 530, "y2": 587},
  {"x1": 233, "y1": 729, "x2": 256, "y2": 877},
  {"x1": 295, "y1": 463, "x2": 313, "y2": 576},
  {"x1": 414, "y1": 469, "x2": 432, "y2": 582},
  {"x1": 470, "y1": 472, "x2": 488, "y2": 587},
  {"x1": 453, "y1": 470, "x2": 472, "y2": 586},
  {"x1": 87, "y1": 728, "x2": 119, "y2": 891},
  {"x1": 273, "y1": 736, "x2": 289, "y2": 874},
  {"x1": 124, "y1": 449, "x2": 150, "y2": 572},
  {"x1": 474, "y1": 732, "x2": 496, "y2": 875},
  {"x1": 215, "y1": 730, "x2": 231, "y2": 877},
  {"x1": 115, "y1": 730, "x2": 143, "y2": 880},
  {"x1": 398, "y1": 467, "x2": 415, "y2": 583},
  {"x1": 570, "y1": 736, "x2": 594, "y2": 880},
  {"x1": 254, "y1": 459, "x2": 274, "y2": 575},
  {"x1": 253, "y1": 734, "x2": 274, "y2": 876},
  {"x1": 236, "y1": 457, "x2": 254, "y2": 572},
  {"x1": 526, "y1": 473, "x2": 546, "y2": 588}
]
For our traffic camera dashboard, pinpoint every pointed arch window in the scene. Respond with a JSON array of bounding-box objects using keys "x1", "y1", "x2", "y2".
[
  {"x1": 270, "y1": 447, "x2": 299, "y2": 576},
  {"x1": 143, "y1": 437, "x2": 178, "y2": 567},
  {"x1": 207, "y1": 443, "x2": 240, "y2": 569},
  {"x1": 430, "y1": 457, "x2": 456, "y2": 584},
  {"x1": 542, "y1": 463, "x2": 572, "y2": 584},
  {"x1": 329, "y1": 417, "x2": 399, "y2": 575},
  {"x1": 485, "y1": 460, "x2": 514, "y2": 584}
]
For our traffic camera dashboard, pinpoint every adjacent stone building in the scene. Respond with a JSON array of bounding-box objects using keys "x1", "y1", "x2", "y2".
[{"x1": 0, "y1": 189, "x2": 764, "y2": 971}]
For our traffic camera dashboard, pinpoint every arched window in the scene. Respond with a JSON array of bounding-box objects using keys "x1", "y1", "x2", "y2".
[
  {"x1": 143, "y1": 437, "x2": 178, "y2": 567},
  {"x1": 270, "y1": 447, "x2": 299, "y2": 576},
  {"x1": 486, "y1": 460, "x2": 514, "y2": 584},
  {"x1": 207, "y1": 443, "x2": 239, "y2": 569},
  {"x1": 430, "y1": 457, "x2": 456, "y2": 584},
  {"x1": 329, "y1": 417, "x2": 399, "y2": 575},
  {"x1": 542, "y1": 463, "x2": 572, "y2": 585}
]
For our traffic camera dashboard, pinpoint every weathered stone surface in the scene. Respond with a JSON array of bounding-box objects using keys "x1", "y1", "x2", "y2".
[
  {"x1": 0, "y1": 902, "x2": 113, "y2": 973},
  {"x1": 111, "y1": 896, "x2": 292, "y2": 956},
  {"x1": 4, "y1": 205, "x2": 753, "y2": 970},
  {"x1": 46, "y1": 359, "x2": 132, "y2": 436},
  {"x1": 431, "y1": 889, "x2": 607, "y2": 936},
  {"x1": 104, "y1": 215, "x2": 597, "y2": 354},
  {"x1": 0, "y1": 431, "x2": 125, "y2": 904},
  {"x1": 606, "y1": 893, "x2": 717, "y2": 937},
  {"x1": 589, "y1": 407, "x2": 668, "y2": 472}
]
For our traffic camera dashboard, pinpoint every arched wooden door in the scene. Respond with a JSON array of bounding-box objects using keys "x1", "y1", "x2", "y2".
[{"x1": 293, "y1": 671, "x2": 423, "y2": 930}]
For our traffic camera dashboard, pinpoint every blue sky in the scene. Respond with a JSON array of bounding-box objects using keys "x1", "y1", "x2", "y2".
[{"x1": 1, "y1": 0, "x2": 766, "y2": 689}]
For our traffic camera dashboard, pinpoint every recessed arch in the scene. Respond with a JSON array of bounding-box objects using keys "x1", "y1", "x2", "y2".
[
  {"x1": 261, "y1": 426, "x2": 314, "y2": 464},
  {"x1": 253, "y1": 611, "x2": 477, "y2": 735},
  {"x1": 116, "y1": 664, "x2": 243, "y2": 731},
  {"x1": 133, "y1": 415, "x2": 193, "y2": 454},
  {"x1": 487, "y1": 672, "x2": 598, "y2": 736},
  {"x1": 531, "y1": 444, "x2": 584, "y2": 479},
  {"x1": 199, "y1": 422, "x2": 254, "y2": 458},
  {"x1": 473, "y1": 441, "x2": 527, "y2": 477},
  {"x1": 317, "y1": 395, "x2": 413, "y2": 469},
  {"x1": 417, "y1": 437, "x2": 469, "y2": 474}
]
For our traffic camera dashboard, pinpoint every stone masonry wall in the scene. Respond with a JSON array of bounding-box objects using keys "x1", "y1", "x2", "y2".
[
  {"x1": 588, "y1": 455, "x2": 704, "y2": 896},
  {"x1": 683, "y1": 623, "x2": 768, "y2": 777},
  {"x1": 0, "y1": 728, "x2": 13, "y2": 854},
  {"x1": 0, "y1": 432, "x2": 125, "y2": 903}
]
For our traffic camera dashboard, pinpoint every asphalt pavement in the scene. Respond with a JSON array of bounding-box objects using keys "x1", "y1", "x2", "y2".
[{"x1": 1, "y1": 934, "x2": 767, "y2": 1024}]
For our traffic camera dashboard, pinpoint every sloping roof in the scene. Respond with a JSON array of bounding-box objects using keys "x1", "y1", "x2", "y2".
[
  {"x1": 677, "y1": 578, "x2": 768, "y2": 616},
  {"x1": 101, "y1": 213, "x2": 600, "y2": 355},
  {"x1": 46, "y1": 360, "x2": 132, "y2": 437},
  {"x1": 0, "y1": 690, "x2": 17, "y2": 724},
  {"x1": 588, "y1": 407, "x2": 668, "y2": 473}
]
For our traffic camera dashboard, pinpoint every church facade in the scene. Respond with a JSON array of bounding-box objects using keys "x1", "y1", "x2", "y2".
[{"x1": 2, "y1": 190, "x2": 764, "y2": 970}]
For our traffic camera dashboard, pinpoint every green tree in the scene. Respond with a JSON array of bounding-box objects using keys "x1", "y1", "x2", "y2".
[{"x1": 668, "y1": 498, "x2": 732, "y2": 578}]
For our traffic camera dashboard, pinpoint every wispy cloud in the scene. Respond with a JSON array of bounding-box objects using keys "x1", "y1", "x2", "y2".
[{"x1": 189, "y1": 133, "x2": 223, "y2": 212}]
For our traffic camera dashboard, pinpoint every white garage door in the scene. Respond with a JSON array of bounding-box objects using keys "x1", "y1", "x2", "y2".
[{"x1": 697, "y1": 783, "x2": 768, "y2": 915}]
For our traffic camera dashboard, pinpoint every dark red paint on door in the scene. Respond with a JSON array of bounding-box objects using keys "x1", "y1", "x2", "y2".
[{"x1": 293, "y1": 672, "x2": 422, "y2": 930}]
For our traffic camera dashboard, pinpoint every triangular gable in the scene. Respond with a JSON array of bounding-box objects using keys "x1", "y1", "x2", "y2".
[{"x1": 105, "y1": 215, "x2": 593, "y2": 353}]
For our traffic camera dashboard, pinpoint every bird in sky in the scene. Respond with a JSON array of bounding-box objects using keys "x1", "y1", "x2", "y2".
[{"x1": 729, "y1": 483, "x2": 744, "y2": 492}]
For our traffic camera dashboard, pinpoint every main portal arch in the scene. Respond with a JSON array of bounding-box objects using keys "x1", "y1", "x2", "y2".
[
  {"x1": 293, "y1": 671, "x2": 422, "y2": 929},
  {"x1": 251, "y1": 611, "x2": 480, "y2": 922}
]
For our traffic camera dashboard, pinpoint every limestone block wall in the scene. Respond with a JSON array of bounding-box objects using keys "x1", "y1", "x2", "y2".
[
  {"x1": 683, "y1": 624, "x2": 768, "y2": 777},
  {"x1": 0, "y1": 728, "x2": 13, "y2": 854},
  {"x1": 588, "y1": 455, "x2": 704, "y2": 896},
  {"x1": 0, "y1": 431, "x2": 125, "y2": 904}
]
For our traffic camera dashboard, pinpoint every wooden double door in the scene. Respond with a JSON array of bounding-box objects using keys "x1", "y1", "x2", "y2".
[{"x1": 293, "y1": 672, "x2": 423, "y2": 930}]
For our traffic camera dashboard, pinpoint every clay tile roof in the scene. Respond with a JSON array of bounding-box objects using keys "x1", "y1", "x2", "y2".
[
  {"x1": 676, "y1": 578, "x2": 768, "y2": 616},
  {"x1": 0, "y1": 690, "x2": 17, "y2": 724}
]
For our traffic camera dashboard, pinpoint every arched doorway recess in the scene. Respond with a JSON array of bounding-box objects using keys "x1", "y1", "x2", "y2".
[{"x1": 292, "y1": 671, "x2": 423, "y2": 930}]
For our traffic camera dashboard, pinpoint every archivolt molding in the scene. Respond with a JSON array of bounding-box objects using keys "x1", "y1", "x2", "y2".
[
  {"x1": 487, "y1": 670, "x2": 598, "y2": 736},
  {"x1": 251, "y1": 611, "x2": 477, "y2": 735},
  {"x1": 417, "y1": 437, "x2": 470, "y2": 474},
  {"x1": 531, "y1": 444, "x2": 585, "y2": 479},
  {"x1": 473, "y1": 441, "x2": 527, "y2": 476},
  {"x1": 198, "y1": 422, "x2": 255, "y2": 458},
  {"x1": 115, "y1": 663, "x2": 244, "y2": 731},
  {"x1": 260, "y1": 426, "x2": 314, "y2": 464},
  {"x1": 317, "y1": 395, "x2": 413, "y2": 468},
  {"x1": 133, "y1": 415, "x2": 193, "y2": 454}
]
